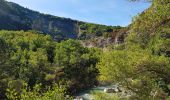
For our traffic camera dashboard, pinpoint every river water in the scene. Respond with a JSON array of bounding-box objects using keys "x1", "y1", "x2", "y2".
[{"x1": 75, "y1": 85, "x2": 118, "y2": 100}]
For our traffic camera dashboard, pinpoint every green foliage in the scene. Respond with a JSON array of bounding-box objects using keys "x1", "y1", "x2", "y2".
[
  {"x1": 54, "y1": 39, "x2": 101, "y2": 94},
  {"x1": 0, "y1": 30, "x2": 100, "y2": 99},
  {"x1": 0, "y1": 30, "x2": 56, "y2": 99},
  {"x1": 97, "y1": 48, "x2": 170, "y2": 99},
  {"x1": 0, "y1": 31, "x2": 55, "y2": 87},
  {"x1": 6, "y1": 83, "x2": 71, "y2": 100},
  {"x1": 1, "y1": 0, "x2": 170, "y2": 100},
  {"x1": 93, "y1": 92, "x2": 119, "y2": 100},
  {"x1": 79, "y1": 23, "x2": 121, "y2": 39},
  {"x1": 97, "y1": 1, "x2": 170, "y2": 99},
  {"x1": 127, "y1": 0, "x2": 170, "y2": 49},
  {"x1": 0, "y1": 37, "x2": 8, "y2": 67}
]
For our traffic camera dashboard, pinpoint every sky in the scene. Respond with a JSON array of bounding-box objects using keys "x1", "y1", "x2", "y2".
[{"x1": 7, "y1": 0, "x2": 151, "y2": 26}]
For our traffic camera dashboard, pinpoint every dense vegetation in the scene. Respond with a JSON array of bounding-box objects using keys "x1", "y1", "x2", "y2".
[
  {"x1": 97, "y1": 0, "x2": 170, "y2": 99},
  {"x1": 79, "y1": 23, "x2": 122, "y2": 39},
  {"x1": 0, "y1": 30, "x2": 101, "y2": 99},
  {"x1": 0, "y1": 0, "x2": 170, "y2": 100}
]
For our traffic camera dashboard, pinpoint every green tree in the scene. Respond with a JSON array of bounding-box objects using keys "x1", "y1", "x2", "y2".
[{"x1": 54, "y1": 39, "x2": 100, "y2": 94}]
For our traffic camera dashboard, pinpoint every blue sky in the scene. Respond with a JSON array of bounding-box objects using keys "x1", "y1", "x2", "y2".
[{"x1": 7, "y1": 0, "x2": 151, "y2": 26}]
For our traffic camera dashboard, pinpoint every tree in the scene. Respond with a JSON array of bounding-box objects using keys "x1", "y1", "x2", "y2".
[
  {"x1": 0, "y1": 31, "x2": 57, "y2": 99},
  {"x1": 111, "y1": 0, "x2": 170, "y2": 99},
  {"x1": 54, "y1": 39, "x2": 100, "y2": 94},
  {"x1": 97, "y1": 47, "x2": 170, "y2": 99},
  {"x1": 0, "y1": 38, "x2": 10, "y2": 98},
  {"x1": 0, "y1": 37, "x2": 9, "y2": 66},
  {"x1": 6, "y1": 83, "x2": 71, "y2": 100}
]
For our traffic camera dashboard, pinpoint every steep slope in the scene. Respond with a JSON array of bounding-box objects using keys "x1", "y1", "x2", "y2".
[
  {"x1": 127, "y1": 0, "x2": 170, "y2": 56},
  {"x1": 97, "y1": 1, "x2": 170, "y2": 99},
  {"x1": 0, "y1": 0, "x2": 121, "y2": 41},
  {"x1": 0, "y1": 0, "x2": 79, "y2": 40}
]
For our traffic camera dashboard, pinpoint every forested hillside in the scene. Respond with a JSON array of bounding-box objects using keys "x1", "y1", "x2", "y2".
[
  {"x1": 0, "y1": 0, "x2": 121, "y2": 42},
  {"x1": 0, "y1": 0, "x2": 170, "y2": 100},
  {"x1": 97, "y1": 0, "x2": 170, "y2": 99},
  {"x1": 0, "y1": 0, "x2": 79, "y2": 39}
]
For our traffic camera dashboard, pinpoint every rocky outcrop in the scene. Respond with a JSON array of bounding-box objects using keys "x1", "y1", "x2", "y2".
[
  {"x1": 0, "y1": 0, "x2": 119, "y2": 42},
  {"x1": 0, "y1": 0, "x2": 126, "y2": 48},
  {"x1": 81, "y1": 28, "x2": 128, "y2": 48},
  {"x1": 0, "y1": 0, "x2": 80, "y2": 40}
]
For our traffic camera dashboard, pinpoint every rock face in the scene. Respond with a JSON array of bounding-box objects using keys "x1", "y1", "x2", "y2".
[
  {"x1": 0, "y1": 0, "x2": 126, "y2": 47},
  {"x1": 0, "y1": 0, "x2": 79, "y2": 39},
  {"x1": 81, "y1": 37, "x2": 115, "y2": 48},
  {"x1": 81, "y1": 28, "x2": 127, "y2": 48}
]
